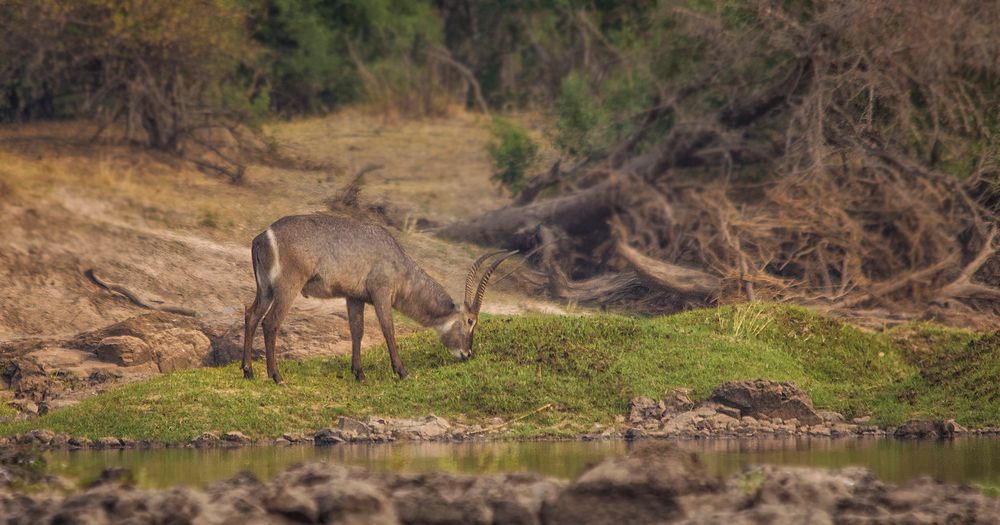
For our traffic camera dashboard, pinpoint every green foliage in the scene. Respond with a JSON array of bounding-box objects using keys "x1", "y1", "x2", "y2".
[
  {"x1": 244, "y1": 0, "x2": 443, "y2": 115},
  {"x1": 553, "y1": 73, "x2": 604, "y2": 157},
  {"x1": 0, "y1": 0, "x2": 263, "y2": 148},
  {"x1": 486, "y1": 117, "x2": 539, "y2": 194},
  {"x1": 0, "y1": 304, "x2": 991, "y2": 442}
]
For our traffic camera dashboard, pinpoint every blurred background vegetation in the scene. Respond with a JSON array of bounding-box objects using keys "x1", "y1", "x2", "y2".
[{"x1": 2, "y1": 0, "x2": 999, "y2": 318}]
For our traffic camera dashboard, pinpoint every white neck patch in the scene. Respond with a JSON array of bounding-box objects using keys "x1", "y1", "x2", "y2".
[{"x1": 435, "y1": 318, "x2": 458, "y2": 336}]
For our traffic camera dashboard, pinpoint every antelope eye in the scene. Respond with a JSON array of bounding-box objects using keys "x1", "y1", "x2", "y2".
[{"x1": 467, "y1": 319, "x2": 474, "y2": 325}]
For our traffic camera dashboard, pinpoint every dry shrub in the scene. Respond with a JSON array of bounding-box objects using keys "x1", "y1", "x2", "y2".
[{"x1": 442, "y1": 0, "x2": 1000, "y2": 322}]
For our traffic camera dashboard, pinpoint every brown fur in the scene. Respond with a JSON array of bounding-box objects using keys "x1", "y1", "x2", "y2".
[{"x1": 242, "y1": 213, "x2": 508, "y2": 383}]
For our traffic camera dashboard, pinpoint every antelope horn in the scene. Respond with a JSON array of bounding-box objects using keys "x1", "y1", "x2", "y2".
[
  {"x1": 465, "y1": 250, "x2": 508, "y2": 308},
  {"x1": 471, "y1": 250, "x2": 519, "y2": 314}
]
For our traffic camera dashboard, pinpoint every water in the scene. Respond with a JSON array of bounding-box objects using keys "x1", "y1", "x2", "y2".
[{"x1": 40, "y1": 437, "x2": 1000, "y2": 489}]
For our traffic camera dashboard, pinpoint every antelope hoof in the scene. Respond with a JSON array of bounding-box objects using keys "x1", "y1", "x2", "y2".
[
  {"x1": 396, "y1": 368, "x2": 409, "y2": 380},
  {"x1": 243, "y1": 367, "x2": 254, "y2": 380},
  {"x1": 353, "y1": 369, "x2": 366, "y2": 382},
  {"x1": 271, "y1": 373, "x2": 285, "y2": 386}
]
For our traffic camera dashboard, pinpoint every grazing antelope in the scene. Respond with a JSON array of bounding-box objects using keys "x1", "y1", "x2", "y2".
[{"x1": 242, "y1": 213, "x2": 517, "y2": 384}]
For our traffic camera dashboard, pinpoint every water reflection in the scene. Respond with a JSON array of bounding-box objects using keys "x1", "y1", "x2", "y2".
[{"x1": 40, "y1": 437, "x2": 1000, "y2": 489}]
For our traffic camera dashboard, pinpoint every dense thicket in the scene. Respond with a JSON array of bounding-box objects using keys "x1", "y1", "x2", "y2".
[
  {"x1": 438, "y1": 0, "x2": 1000, "y2": 323},
  {"x1": 2, "y1": 0, "x2": 999, "y2": 320},
  {"x1": 0, "y1": 0, "x2": 258, "y2": 144}
]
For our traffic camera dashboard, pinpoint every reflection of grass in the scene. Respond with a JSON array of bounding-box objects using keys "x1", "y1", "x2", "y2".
[
  {"x1": 977, "y1": 482, "x2": 1000, "y2": 499},
  {"x1": 0, "y1": 304, "x2": 992, "y2": 442}
]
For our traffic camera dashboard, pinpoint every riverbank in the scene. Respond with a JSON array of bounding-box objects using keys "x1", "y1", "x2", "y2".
[
  {"x1": 1, "y1": 304, "x2": 998, "y2": 444},
  {"x1": 2, "y1": 442, "x2": 997, "y2": 523},
  {"x1": 4, "y1": 383, "x2": 998, "y2": 451},
  {"x1": 0, "y1": 304, "x2": 1000, "y2": 443}
]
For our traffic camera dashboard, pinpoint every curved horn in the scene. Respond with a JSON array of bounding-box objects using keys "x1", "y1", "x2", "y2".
[
  {"x1": 471, "y1": 250, "x2": 519, "y2": 314},
  {"x1": 465, "y1": 250, "x2": 507, "y2": 308}
]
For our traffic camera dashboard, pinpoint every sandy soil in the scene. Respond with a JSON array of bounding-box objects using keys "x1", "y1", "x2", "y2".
[{"x1": 0, "y1": 109, "x2": 561, "y2": 410}]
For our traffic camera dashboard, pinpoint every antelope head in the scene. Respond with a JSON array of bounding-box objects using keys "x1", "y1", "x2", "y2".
[{"x1": 437, "y1": 250, "x2": 518, "y2": 360}]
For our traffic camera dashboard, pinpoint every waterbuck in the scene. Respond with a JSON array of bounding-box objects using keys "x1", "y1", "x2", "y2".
[{"x1": 242, "y1": 213, "x2": 517, "y2": 384}]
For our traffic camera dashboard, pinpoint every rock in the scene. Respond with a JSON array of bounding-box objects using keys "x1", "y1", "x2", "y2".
[
  {"x1": 273, "y1": 438, "x2": 291, "y2": 446},
  {"x1": 851, "y1": 415, "x2": 872, "y2": 424},
  {"x1": 624, "y1": 427, "x2": 647, "y2": 440},
  {"x1": 895, "y1": 420, "x2": 956, "y2": 439},
  {"x1": 27, "y1": 428, "x2": 55, "y2": 445},
  {"x1": 388, "y1": 470, "x2": 560, "y2": 525},
  {"x1": 661, "y1": 411, "x2": 701, "y2": 436},
  {"x1": 69, "y1": 436, "x2": 92, "y2": 449},
  {"x1": 662, "y1": 388, "x2": 695, "y2": 414},
  {"x1": 627, "y1": 396, "x2": 665, "y2": 423},
  {"x1": 714, "y1": 404, "x2": 742, "y2": 419},
  {"x1": 222, "y1": 431, "x2": 251, "y2": 444},
  {"x1": 47, "y1": 432, "x2": 69, "y2": 447},
  {"x1": 725, "y1": 466, "x2": 874, "y2": 520},
  {"x1": 315, "y1": 427, "x2": 347, "y2": 445},
  {"x1": 46, "y1": 483, "x2": 208, "y2": 523},
  {"x1": 817, "y1": 410, "x2": 846, "y2": 423},
  {"x1": 806, "y1": 424, "x2": 832, "y2": 436},
  {"x1": 337, "y1": 416, "x2": 371, "y2": 440},
  {"x1": 946, "y1": 419, "x2": 968, "y2": 433},
  {"x1": 543, "y1": 443, "x2": 720, "y2": 525},
  {"x1": 387, "y1": 415, "x2": 451, "y2": 440},
  {"x1": 709, "y1": 380, "x2": 822, "y2": 425},
  {"x1": 37, "y1": 399, "x2": 79, "y2": 414},
  {"x1": 264, "y1": 463, "x2": 398, "y2": 524},
  {"x1": 94, "y1": 335, "x2": 153, "y2": 367},
  {"x1": 191, "y1": 432, "x2": 220, "y2": 447},
  {"x1": 364, "y1": 416, "x2": 389, "y2": 434},
  {"x1": 95, "y1": 436, "x2": 122, "y2": 449},
  {"x1": 830, "y1": 423, "x2": 858, "y2": 436},
  {"x1": 119, "y1": 437, "x2": 137, "y2": 448},
  {"x1": 701, "y1": 413, "x2": 739, "y2": 433},
  {"x1": 282, "y1": 432, "x2": 305, "y2": 443},
  {"x1": 73, "y1": 313, "x2": 215, "y2": 373},
  {"x1": 10, "y1": 399, "x2": 39, "y2": 417},
  {"x1": 3, "y1": 449, "x2": 1000, "y2": 523},
  {"x1": 153, "y1": 328, "x2": 213, "y2": 373}
]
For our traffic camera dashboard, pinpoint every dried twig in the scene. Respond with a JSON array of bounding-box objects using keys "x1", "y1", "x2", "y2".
[
  {"x1": 467, "y1": 403, "x2": 554, "y2": 435},
  {"x1": 84, "y1": 268, "x2": 198, "y2": 317}
]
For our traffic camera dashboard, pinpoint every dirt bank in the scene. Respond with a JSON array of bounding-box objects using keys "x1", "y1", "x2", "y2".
[
  {"x1": 2, "y1": 442, "x2": 996, "y2": 524},
  {"x1": 0, "y1": 112, "x2": 557, "y2": 418}
]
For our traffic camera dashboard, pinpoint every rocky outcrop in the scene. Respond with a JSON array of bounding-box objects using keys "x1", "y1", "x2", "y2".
[
  {"x1": 543, "y1": 444, "x2": 719, "y2": 524},
  {"x1": 2, "y1": 444, "x2": 999, "y2": 524},
  {"x1": 624, "y1": 381, "x2": 866, "y2": 438},
  {"x1": 0, "y1": 312, "x2": 233, "y2": 417},
  {"x1": 895, "y1": 419, "x2": 967, "y2": 439},
  {"x1": 74, "y1": 313, "x2": 215, "y2": 373},
  {"x1": 709, "y1": 379, "x2": 822, "y2": 424}
]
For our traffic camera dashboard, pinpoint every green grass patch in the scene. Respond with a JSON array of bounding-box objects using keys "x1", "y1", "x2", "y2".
[{"x1": 0, "y1": 304, "x2": 995, "y2": 442}]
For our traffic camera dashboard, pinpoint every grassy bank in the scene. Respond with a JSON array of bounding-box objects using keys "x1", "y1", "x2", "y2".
[{"x1": 0, "y1": 304, "x2": 993, "y2": 442}]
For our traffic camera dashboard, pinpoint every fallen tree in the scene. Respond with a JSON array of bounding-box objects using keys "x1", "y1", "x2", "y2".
[{"x1": 437, "y1": 0, "x2": 1000, "y2": 323}]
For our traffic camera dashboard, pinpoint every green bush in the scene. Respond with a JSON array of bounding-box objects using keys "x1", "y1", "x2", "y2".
[
  {"x1": 486, "y1": 117, "x2": 539, "y2": 195},
  {"x1": 244, "y1": 0, "x2": 444, "y2": 115}
]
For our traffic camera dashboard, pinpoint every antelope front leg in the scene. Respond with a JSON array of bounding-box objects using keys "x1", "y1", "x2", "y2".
[
  {"x1": 372, "y1": 296, "x2": 408, "y2": 379},
  {"x1": 346, "y1": 298, "x2": 366, "y2": 382}
]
